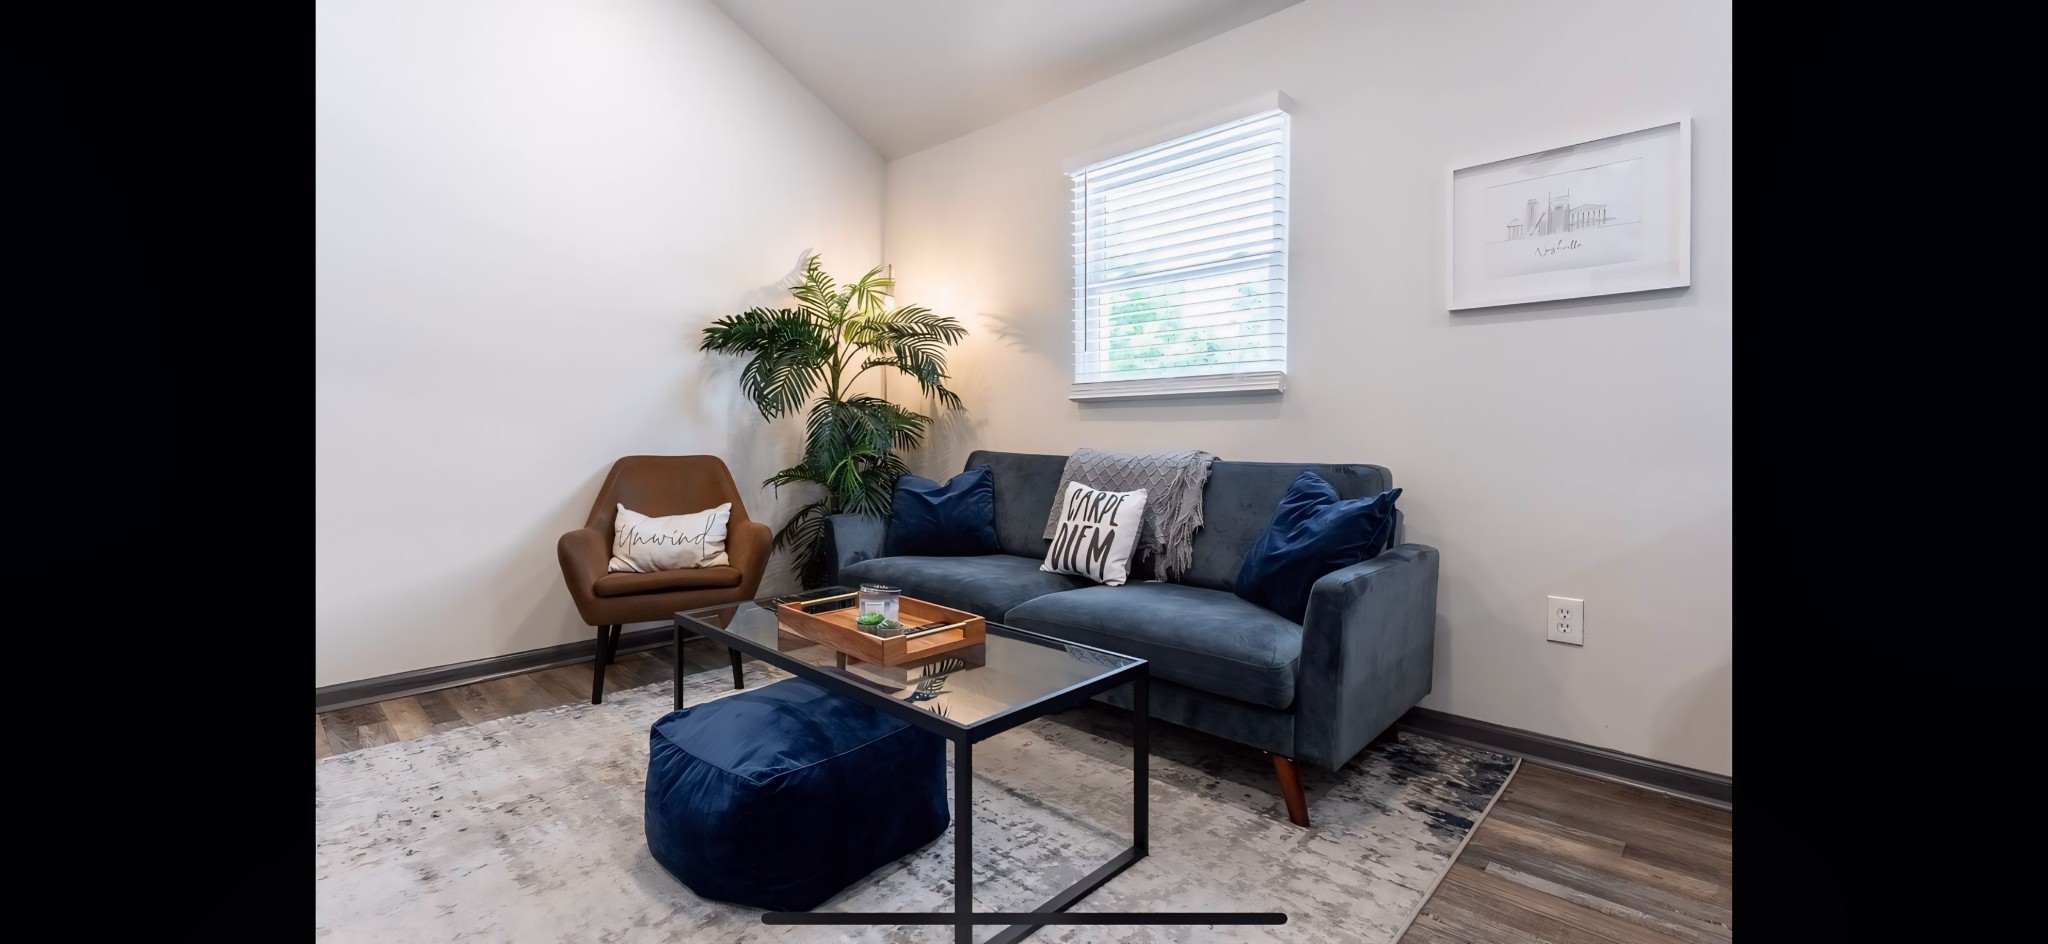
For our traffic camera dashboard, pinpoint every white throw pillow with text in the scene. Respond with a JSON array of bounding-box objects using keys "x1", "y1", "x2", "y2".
[
  {"x1": 1041, "y1": 482, "x2": 1147, "y2": 586},
  {"x1": 609, "y1": 502, "x2": 731, "y2": 572}
]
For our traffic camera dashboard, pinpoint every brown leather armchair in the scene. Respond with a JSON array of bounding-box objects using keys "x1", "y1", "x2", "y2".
[{"x1": 558, "y1": 455, "x2": 772, "y2": 704}]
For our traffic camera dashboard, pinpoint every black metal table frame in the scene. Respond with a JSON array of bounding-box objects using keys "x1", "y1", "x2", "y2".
[{"x1": 675, "y1": 606, "x2": 1149, "y2": 944}]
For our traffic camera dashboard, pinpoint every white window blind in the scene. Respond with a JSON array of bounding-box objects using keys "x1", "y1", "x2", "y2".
[{"x1": 1069, "y1": 107, "x2": 1288, "y2": 400}]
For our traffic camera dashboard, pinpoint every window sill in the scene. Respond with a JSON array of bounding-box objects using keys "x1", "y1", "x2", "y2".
[{"x1": 1069, "y1": 370, "x2": 1287, "y2": 402}]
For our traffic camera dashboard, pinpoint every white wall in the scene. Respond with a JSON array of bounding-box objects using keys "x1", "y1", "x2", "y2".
[
  {"x1": 884, "y1": 0, "x2": 1731, "y2": 773},
  {"x1": 316, "y1": 0, "x2": 882, "y2": 687}
]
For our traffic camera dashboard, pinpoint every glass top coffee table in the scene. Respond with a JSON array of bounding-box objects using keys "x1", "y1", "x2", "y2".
[{"x1": 674, "y1": 586, "x2": 1149, "y2": 944}]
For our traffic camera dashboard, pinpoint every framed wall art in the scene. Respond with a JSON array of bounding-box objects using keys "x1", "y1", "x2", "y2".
[{"x1": 1449, "y1": 119, "x2": 1690, "y2": 310}]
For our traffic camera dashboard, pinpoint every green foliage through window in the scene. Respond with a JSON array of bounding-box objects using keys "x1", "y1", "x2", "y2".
[{"x1": 1099, "y1": 283, "x2": 1272, "y2": 372}]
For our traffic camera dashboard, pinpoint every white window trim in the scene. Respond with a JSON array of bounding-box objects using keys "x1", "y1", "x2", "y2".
[
  {"x1": 1066, "y1": 92, "x2": 1294, "y2": 403},
  {"x1": 1067, "y1": 370, "x2": 1288, "y2": 402}
]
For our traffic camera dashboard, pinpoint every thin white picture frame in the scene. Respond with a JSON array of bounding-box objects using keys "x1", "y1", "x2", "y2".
[{"x1": 1447, "y1": 118, "x2": 1691, "y2": 310}]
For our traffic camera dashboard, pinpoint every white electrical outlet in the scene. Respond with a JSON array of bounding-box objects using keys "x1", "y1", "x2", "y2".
[{"x1": 1547, "y1": 596, "x2": 1584, "y2": 646}]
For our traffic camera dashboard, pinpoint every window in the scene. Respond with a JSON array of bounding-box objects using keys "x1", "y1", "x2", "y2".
[{"x1": 1069, "y1": 106, "x2": 1289, "y2": 400}]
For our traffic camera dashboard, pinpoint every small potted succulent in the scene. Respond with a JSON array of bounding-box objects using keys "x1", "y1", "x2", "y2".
[{"x1": 855, "y1": 611, "x2": 905, "y2": 637}]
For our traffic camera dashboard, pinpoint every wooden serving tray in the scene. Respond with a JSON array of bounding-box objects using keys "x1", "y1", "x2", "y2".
[{"x1": 776, "y1": 592, "x2": 986, "y2": 667}]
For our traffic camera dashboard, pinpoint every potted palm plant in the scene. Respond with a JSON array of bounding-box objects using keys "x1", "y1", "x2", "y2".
[{"x1": 701, "y1": 255, "x2": 966, "y2": 586}]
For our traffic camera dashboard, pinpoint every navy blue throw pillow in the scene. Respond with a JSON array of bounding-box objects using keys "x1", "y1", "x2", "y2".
[
  {"x1": 1234, "y1": 472, "x2": 1402, "y2": 623},
  {"x1": 885, "y1": 466, "x2": 1000, "y2": 557}
]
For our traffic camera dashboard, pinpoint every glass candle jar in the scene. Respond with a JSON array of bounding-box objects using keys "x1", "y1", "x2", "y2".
[{"x1": 857, "y1": 583, "x2": 902, "y2": 625}]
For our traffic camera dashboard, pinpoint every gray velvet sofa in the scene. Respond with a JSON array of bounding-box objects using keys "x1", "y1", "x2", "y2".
[{"x1": 823, "y1": 449, "x2": 1440, "y2": 827}]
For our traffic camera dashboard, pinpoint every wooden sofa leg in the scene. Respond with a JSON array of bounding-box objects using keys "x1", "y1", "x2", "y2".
[{"x1": 1271, "y1": 754, "x2": 1310, "y2": 828}]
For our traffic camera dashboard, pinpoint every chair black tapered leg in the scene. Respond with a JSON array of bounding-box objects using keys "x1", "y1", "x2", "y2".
[
  {"x1": 729, "y1": 645, "x2": 745, "y2": 690},
  {"x1": 591, "y1": 623, "x2": 618, "y2": 705},
  {"x1": 673, "y1": 624, "x2": 686, "y2": 712}
]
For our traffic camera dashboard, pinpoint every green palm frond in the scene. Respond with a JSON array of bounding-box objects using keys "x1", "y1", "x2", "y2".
[
  {"x1": 787, "y1": 256, "x2": 841, "y2": 320},
  {"x1": 823, "y1": 446, "x2": 877, "y2": 497},
  {"x1": 865, "y1": 303, "x2": 968, "y2": 344},
  {"x1": 833, "y1": 395, "x2": 929, "y2": 452},
  {"x1": 698, "y1": 253, "x2": 969, "y2": 587},
  {"x1": 701, "y1": 307, "x2": 832, "y2": 419},
  {"x1": 802, "y1": 396, "x2": 921, "y2": 465},
  {"x1": 844, "y1": 264, "x2": 892, "y2": 319},
  {"x1": 835, "y1": 450, "x2": 906, "y2": 517},
  {"x1": 764, "y1": 464, "x2": 830, "y2": 491},
  {"x1": 769, "y1": 497, "x2": 834, "y2": 587},
  {"x1": 852, "y1": 305, "x2": 967, "y2": 410},
  {"x1": 771, "y1": 499, "x2": 831, "y2": 552}
]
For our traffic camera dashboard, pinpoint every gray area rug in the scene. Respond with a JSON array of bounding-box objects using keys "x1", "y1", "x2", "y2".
[{"x1": 316, "y1": 660, "x2": 1516, "y2": 943}]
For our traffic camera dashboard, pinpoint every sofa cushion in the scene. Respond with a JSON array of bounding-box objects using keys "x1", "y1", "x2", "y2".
[
  {"x1": 1003, "y1": 582, "x2": 1303, "y2": 710},
  {"x1": 1183, "y1": 461, "x2": 1394, "y2": 591},
  {"x1": 962, "y1": 450, "x2": 1070, "y2": 560},
  {"x1": 839, "y1": 553, "x2": 1091, "y2": 621},
  {"x1": 885, "y1": 466, "x2": 999, "y2": 557},
  {"x1": 594, "y1": 566, "x2": 743, "y2": 597}
]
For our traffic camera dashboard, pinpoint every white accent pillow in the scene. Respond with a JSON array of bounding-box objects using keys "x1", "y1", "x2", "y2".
[
  {"x1": 608, "y1": 503, "x2": 731, "y2": 573},
  {"x1": 1041, "y1": 482, "x2": 1148, "y2": 586}
]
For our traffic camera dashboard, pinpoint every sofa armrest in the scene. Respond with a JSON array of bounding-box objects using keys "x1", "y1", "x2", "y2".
[
  {"x1": 1293, "y1": 544, "x2": 1440, "y2": 770},
  {"x1": 821, "y1": 513, "x2": 887, "y2": 586}
]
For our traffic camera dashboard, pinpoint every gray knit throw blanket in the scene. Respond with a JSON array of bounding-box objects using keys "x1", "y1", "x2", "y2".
[{"x1": 1042, "y1": 447, "x2": 1217, "y2": 582}]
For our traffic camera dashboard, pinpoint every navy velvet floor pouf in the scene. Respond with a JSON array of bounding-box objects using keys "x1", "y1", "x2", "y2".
[{"x1": 644, "y1": 678, "x2": 950, "y2": 911}]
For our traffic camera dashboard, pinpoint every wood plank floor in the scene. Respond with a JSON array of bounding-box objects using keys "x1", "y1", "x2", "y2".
[
  {"x1": 1403, "y1": 763, "x2": 1732, "y2": 944},
  {"x1": 316, "y1": 648, "x2": 1732, "y2": 942},
  {"x1": 314, "y1": 638, "x2": 738, "y2": 756}
]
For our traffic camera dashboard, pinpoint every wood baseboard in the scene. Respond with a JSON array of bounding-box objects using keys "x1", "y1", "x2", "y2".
[
  {"x1": 1396, "y1": 707, "x2": 1731, "y2": 809},
  {"x1": 315, "y1": 626, "x2": 685, "y2": 713}
]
